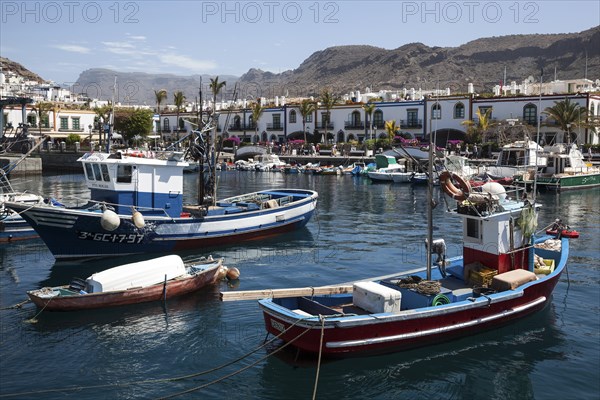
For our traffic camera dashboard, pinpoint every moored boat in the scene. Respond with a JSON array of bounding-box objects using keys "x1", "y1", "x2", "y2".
[
  {"x1": 256, "y1": 159, "x2": 570, "y2": 357},
  {"x1": 5, "y1": 148, "x2": 318, "y2": 260},
  {"x1": 27, "y1": 254, "x2": 234, "y2": 311},
  {"x1": 259, "y1": 180, "x2": 569, "y2": 357}
]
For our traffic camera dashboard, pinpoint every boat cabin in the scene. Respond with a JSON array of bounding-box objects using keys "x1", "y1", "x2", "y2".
[
  {"x1": 455, "y1": 183, "x2": 533, "y2": 274},
  {"x1": 78, "y1": 151, "x2": 188, "y2": 218}
]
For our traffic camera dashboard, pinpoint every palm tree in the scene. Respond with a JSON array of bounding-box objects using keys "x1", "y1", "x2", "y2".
[
  {"x1": 173, "y1": 91, "x2": 186, "y2": 144},
  {"x1": 209, "y1": 76, "x2": 226, "y2": 114},
  {"x1": 154, "y1": 89, "x2": 167, "y2": 134},
  {"x1": 363, "y1": 102, "x2": 376, "y2": 141},
  {"x1": 319, "y1": 88, "x2": 340, "y2": 144},
  {"x1": 154, "y1": 89, "x2": 167, "y2": 113},
  {"x1": 384, "y1": 120, "x2": 399, "y2": 146},
  {"x1": 462, "y1": 108, "x2": 495, "y2": 144},
  {"x1": 543, "y1": 98, "x2": 589, "y2": 144},
  {"x1": 250, "y1": 100, "x2": 264, "y2": 142},
  {"x1": 299, "y1": 99, "x2": 316, "y2": 144},
  {"x1": 34, "y1": 102, "x2": 52, "y2": 136}
]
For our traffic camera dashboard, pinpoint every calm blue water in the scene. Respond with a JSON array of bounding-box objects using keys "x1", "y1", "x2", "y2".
[{"x1": 1, "y1": 172, "x2": 599, "y2": 399}]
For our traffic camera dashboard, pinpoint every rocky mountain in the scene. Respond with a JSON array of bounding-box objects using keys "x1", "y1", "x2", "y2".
[
  {"x1": 0, "y1": 57, "x2": 46, "y2": 83},
  {"x1": 74, "y1": 69, "x2": 239, "y2": 107},
  {"x1": 71, "y1": 26, "x2": 599, "y2": 103},
  {"x1": 240, "y1": 26, "x2": 599, "y2": 97}
]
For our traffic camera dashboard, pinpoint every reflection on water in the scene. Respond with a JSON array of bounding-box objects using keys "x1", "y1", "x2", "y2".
[{"x1": 1, "y1": 171, "x2": 598, "y2": 399}]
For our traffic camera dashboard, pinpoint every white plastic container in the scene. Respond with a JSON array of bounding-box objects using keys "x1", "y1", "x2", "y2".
[{"x1": 352, "y1": 281, "x2": 401, "y2": 313}]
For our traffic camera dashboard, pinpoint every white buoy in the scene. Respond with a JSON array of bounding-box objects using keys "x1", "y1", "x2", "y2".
[
  {"x1": 132, "y1": 208, "x2": 145, "y2": 228},
  {"x1": 101, "y1": 208, "x2": 120, "y2": 231},
  {"x1": 481, "y1": 182, "x2": 507, "y2": 203}
]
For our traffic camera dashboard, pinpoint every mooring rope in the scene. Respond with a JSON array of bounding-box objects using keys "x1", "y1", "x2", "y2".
[
  {"x1": 0, "y1": 315, "x2": 312, "y2": 398},
  {"x1": 311, "y1": 315, "x2": 326, "y2": 400},
  {"x1": 0, "y1": 299, "x2": 30, "y2": 310},
  {"x1": 157, "y1": 322, "x2": 316, "y2": 399}
]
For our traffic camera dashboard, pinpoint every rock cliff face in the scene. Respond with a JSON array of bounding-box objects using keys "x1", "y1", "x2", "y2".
[
  {"x1": 238, "y1": 26, "x2": 599, "y2": 97},
  {"x1": 0, "y1": 57, "x2": 46, "y2": 83}
]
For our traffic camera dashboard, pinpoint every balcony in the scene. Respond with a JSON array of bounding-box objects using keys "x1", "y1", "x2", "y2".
[
  {"x1": 228, "y1": 123, "x2": 256, "y2": 131},
  {"x1": 400, "y1": 119, "x2": 423, "y2": 129},
  {"x1": 266, "y1": 123, "x2": 283, "y2": 131},
  {"x1": 344, "y1": 121, "x2": 365, "y2": 130},
  {"x1": 318, "y1": 122, "x2": 335, "y2": 130}
]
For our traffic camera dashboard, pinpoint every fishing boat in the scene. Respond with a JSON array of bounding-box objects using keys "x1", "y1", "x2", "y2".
[
  {"x1": 5, "y1": 125, "x2": 318, "y2": 260},
  {"x1": 255, "y1": 142, "x2": 570, "y2": 357},
  {"x1": 517, "y1": 144, "x2": 600, "y2": 191},
  {"x1": 485, "y1": 140, "x2": 547, "y2": 180},
  {"x1": 27, "y1": 254, "x2": 234, "y2": 311},
  {"x1": 1, "y1": 171, "x2": 45, "y2": 242},
  {"x1": 367, "y1": 155, "x2": 406, "y2": 182}
]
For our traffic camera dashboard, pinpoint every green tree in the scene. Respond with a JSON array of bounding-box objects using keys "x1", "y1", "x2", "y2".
[
  {"x1": 319, "y1": 88, "x2": 340, "y2": 143},
  {"x1": 250, "y1": 100, "x2": 264, "y2": 141},
  {"x1": 462, "y1": 108, "x2": 495, "y2": 144},
  {"x1": 384, "y1": 120, "x2": 399, "y2": 148},
  {"x1": 173, "y1": 91, "x2": 186, "y2": 143},
  {"x1": 299, "y1": 99, "x2": 316, "y2": 144},
  {"x1": 209, "y1": 77, "x2": 226, "y2": 113},
  {"x1": 34, "y1": 102, "x2": 52, "y2": 135},
  {"x1": 362, "y1": 102, "x2": 376, "y2": 141},
  {"x1": 154, "y1": 89, "x2": 167, "y2": 133},
  {"x1": 543, "y1": 98, "x2": 589, "y2": 144},
  {"x1": 114, "y1": 108, "x2": 154, "y2": 144}
]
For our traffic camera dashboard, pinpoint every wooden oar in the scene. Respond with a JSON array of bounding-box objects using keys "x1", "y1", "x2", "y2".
[
  {"x1": 220, "y1": 265, "x2": 430, "y2": 302},
  {"x1": 220, "y1": 285, "x2": 353, "y2": 302}
]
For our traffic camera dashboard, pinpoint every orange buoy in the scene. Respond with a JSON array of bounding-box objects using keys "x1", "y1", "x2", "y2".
[
  {"x1": 439, "y1": 171, "x2": 471, "y2": 201},
  {"x1": 226, "y1": 267, "x2": 240, "y2": 280}
]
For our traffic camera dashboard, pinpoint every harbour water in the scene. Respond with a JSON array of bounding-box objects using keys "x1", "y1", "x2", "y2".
[{"x1": 1, "y1": 171, "x2": 599, "y2": 399}]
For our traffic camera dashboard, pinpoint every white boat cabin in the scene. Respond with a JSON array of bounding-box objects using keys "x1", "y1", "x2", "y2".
[{"x1": 79, "y1": 151, "x2": 188, "y2": 218}]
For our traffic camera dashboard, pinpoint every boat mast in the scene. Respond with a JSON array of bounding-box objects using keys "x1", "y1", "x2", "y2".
[
  {"x1": 106, "y1": 76, "x2": 116, "y2": 153},
  {"x1": 198, "y1": 76, "x2": 205, "y2": 206}
]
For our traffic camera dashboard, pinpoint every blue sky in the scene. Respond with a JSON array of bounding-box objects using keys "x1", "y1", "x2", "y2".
[{"x1": 1, "y1": 0, "x2": 598, "y2": 85}]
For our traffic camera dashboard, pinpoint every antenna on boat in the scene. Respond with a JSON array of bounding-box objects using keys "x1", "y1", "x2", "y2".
[
  {"x1": 106, "y1": 76, "x2": 116, "y2": 153},
  {"x1": 533, "y1": 68, "x2": 543, "y2": 203}
]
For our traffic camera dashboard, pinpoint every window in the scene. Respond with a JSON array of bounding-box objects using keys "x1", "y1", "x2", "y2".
[
  {"x1": 100, "y1": 164, "x2": 110, "y2": 181},
  {"x1": 466, "y1": 218, "x2": 481, "y2": 240},
  {"x1": 60, "y1": 117, "x2": 69, "y2": 130},
  {"x1": 431, "y1": 103, "x2": 441, "y2": 119},
  {"x1": 454, "y1": 102, "x2": 465, "y2": 119},
  {"x1": 407, "y1": 109, "x2": 418, "y2": 127},
  {"x1": 84, "y1": 163, "x2": 95, "y2": 180},
  {"x1": 305, "y1": 114, "x2": 312, "y2": 123},
  {"x1": 117, "y1": 164, "x2": 132, "y2": 183},
  {"x1": 27, "y1": 114, "x2": 37, "y2": 128},
  {"x1": 523, "y1": 103, "x2": 537, "y2": 125},
  {"x1": 373, "y1": 110, "x2": 384, "y2": 128},
  {"x1": 289, "y1": 110, "x2": 297, "y2": 123},
  {"x1": 72, "y1": 117, "x2": 80, "y2": 131},
  {"x1": 92, "y1": 164, "x2": 102, "y2": 181},
  {"x1": 162, "y1": 118, "x2": 170, "y2": 132}
]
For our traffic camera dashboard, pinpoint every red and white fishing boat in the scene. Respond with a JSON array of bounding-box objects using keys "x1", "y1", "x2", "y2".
[{"x1": 257, "y1": 147, "x2": 570, "y2": 357}]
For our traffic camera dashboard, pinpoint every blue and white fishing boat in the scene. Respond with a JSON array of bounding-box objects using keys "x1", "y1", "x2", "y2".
[{"x1": 6, "y1": 125, "x2": 318, "y2": 259}]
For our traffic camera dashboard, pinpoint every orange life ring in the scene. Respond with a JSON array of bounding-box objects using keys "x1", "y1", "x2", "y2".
[{"x1": 439, "y1": 171, "x2": 471, "y2": 201}]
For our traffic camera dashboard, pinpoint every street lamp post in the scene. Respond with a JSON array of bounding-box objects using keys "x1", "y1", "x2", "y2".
[{"x1": 88, "y1": 124, "x2": 93, "y2": 150}]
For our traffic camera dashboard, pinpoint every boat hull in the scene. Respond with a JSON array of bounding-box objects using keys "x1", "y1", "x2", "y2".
[
  {"x1": 6, "y1": 189, "x2": 317, "y2": 259},
  {"x1": 28, "y1": 264, "x2": 222, "y2": 311},
  {"x1": 259, "y1": 238, "x2": 568, "y2": 357},
  {"x1": 0, "y1": 214, "x2": 38, "y2": 242}
]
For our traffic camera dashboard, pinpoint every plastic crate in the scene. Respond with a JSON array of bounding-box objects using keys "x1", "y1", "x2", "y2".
[
  {"x1": 469, "y1": 267, "x2": 498, "y2": 288},
  {"x1": 534, "y1": 259, "x2": 555, "y2": 275}
]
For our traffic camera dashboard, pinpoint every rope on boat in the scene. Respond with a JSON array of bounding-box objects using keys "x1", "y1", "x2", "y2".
[
  {"x1": 312, "y1": 315, "x2": 326, "y2": 400},
  {"x1": 0, "y1": 314, "x2": 313, "y2": 399},
  {"x1": 0, "y1": 298, "x2": 30, "y2": 310}
]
